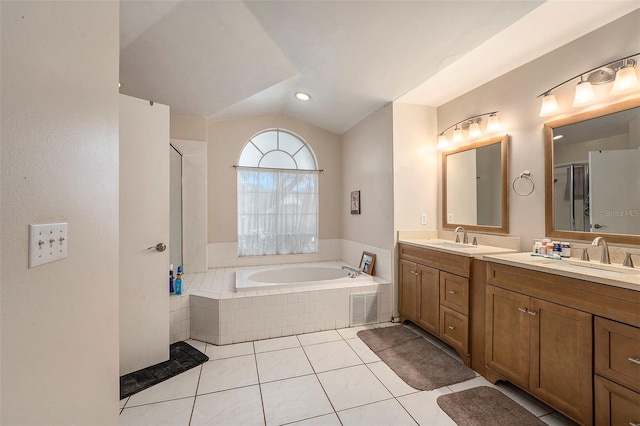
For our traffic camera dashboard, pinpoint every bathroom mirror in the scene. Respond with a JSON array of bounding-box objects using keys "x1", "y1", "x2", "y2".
[
  {"x1": 544, "y1": 97, "x2": 640, "y2": 245},
  {"x1": 442, "y1": 134, "x2": 509, "y2": 234}
]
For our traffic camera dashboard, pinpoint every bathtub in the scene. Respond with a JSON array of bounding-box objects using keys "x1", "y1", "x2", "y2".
[{"x1": 235, "y1": 262, "x2": 373, "y2": 292}]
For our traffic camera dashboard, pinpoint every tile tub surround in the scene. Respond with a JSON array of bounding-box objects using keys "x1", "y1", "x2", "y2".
[
  {"x1": 120, "y1": 326, "x2": 576, "y2": 425},
  {"x1": 183, "y1": 261, "x2": 392, "y2": 345}
]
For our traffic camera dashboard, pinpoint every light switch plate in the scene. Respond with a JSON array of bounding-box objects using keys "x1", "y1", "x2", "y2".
[
  {"x1": 29, "y1": 222, "x2": 68, "y2": 268},
  {"x1": 421, "y1": 213, "x2": 427, "y2": 225}
]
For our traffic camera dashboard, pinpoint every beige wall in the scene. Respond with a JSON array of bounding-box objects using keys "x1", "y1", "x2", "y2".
[
  {"x1": 392, "y1": 103, "x2": 438, "y2": 232},
  {"x1": 1, "y1": 2, "x2": 120, "y2": 424},
  {"x1": 207, "y1": 114, "x2": 342, "y2": 244},
  {"x1": 170, "y1": 112, "x2": 207, "y2": 141},
  {"x1": 437, "y1": 9, "x2": 640, "y2": 251},
  {"x1": 342, "y1": 104, "x2": 395, "y2": 250}
]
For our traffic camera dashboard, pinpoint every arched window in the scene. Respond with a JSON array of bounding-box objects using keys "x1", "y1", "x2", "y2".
[{"x1": 237, "y1": 129, "x2": 319, "y2": 256}]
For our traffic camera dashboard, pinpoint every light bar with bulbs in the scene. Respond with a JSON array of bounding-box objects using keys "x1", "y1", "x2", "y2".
[
  {"x1": 436, "y1": 111, "x2": 502, "y2": 150},
  {"x1": 538, "y1": 52, "x2": 640, "y2": 117}
]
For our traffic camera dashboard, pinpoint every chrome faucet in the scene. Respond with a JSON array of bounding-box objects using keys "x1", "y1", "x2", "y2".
[
  {"x1": 623, "y1": 253, "x2": 636, "y2": 268},
  {"x1": 341, "y1": 265, "x2": 361, "y2": 277},
  {"x1": 591, "y1": 237, "x2": 611, "y2": 264},
  {"x1": 454, "y1": 226, "x2": 468, "y2": 244}
]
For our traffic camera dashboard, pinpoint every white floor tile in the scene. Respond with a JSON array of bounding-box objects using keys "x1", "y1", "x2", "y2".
[
  {"x1": 254, "y1": 335, "x2": 300, "y2": 353},
  {"x1": 297, "y1": 330, "x2": 342, "y2": 346},
  {"x1": 336, "y1": 325, "x2": 373, "y2": 340},
  {"x1": 185, "y1": 339, "x2": 207, "y2": 353},
  {"x1": 372, "y1": 322, "x2": 399, "y2": 328},
  {"x1": 119, "y1": 397, "x2": 194, "y2": 426},
  {"x1": 446, "y1": 375, "x2": 496, "y2": 393},
  {"x1": 540, "y1": 411, "x2": 580, "y2": 425},
  {"x1": 256, "y1": 347, "x2": 314, "y2": 383},
  {"x1": 119, "y1": 397, "x2": 129, "y2": 409},
  {"x1": 338, "y1": 398, "x2": 418, "y2": 426},
  {"x1": 303, "y1": 340, "x2": 363, "y2": 373},
  {"x1": 287, "y1": 413, "x2": 342, "y2": 426},
  {"x1": 127, "y1": 367, "x2": 201, "y2": 407},
  {"x1": 397, "y1": 388, "x2": 457, "y2": 426},
  {"x1": 345, "y1": 338, "x2": 380, "y2": 363},
  {"x1": 317, "y1": 364, "x2": 393, "y2": 411},
  {"x1": 197, "y1": 355, "x2": 258, "y2": 394},
  {"x1": 205, "y1": 341, "x2": 254, "y2": 360},
  {"x1": 261, "y1": 375, "x2": 334, "y2": 426},
  {"x1": 191, "y1": 385, "x2": 264, "y2": 426},
  {"x1": 367, "y1": 361, "x2": 418, "y2": 397}
]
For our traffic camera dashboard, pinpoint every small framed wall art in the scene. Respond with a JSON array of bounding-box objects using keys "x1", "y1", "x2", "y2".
[
  {"x1": 350, "y1": 190, "x2": 360, "y2": 215},
  {"x1": 359, "y1": 251, "x2": 376, "y2": 275}
]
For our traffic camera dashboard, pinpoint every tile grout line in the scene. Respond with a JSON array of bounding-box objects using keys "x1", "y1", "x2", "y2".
[
  {"x1": 296, "y1": 334, "x2": 343, "y2": 425},
  {"x1": 252, "y1": 341, "x2": 268, "y2": 426},
  {"x1": 187, "y1": 341, "x2": 207, "y2": 426}
]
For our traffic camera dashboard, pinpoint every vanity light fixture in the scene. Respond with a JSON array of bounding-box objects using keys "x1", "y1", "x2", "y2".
[
  {"x1": 436, "y1": 111, "x2": 501, "y2": 150},
  {"x1": 295, "y1": 92, "x2": 311, "y2": 101},
  {"x1": 538, "y1": 52, "x2": 640, "y2": 117}
]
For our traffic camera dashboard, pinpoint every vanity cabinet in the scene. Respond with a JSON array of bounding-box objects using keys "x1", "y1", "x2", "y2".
[
  {"x1": 594, "y1": 317, "x2": 640, "y2": 426},
  {"x1": 399, "y1": 244, "x2": 476, "y2": 366},
  {"x1": 486, "y1": 260, "x2": 640, "y2": 426},
  {"x1": 486, "y1": 285, "x2": 592, "y2": 424}
]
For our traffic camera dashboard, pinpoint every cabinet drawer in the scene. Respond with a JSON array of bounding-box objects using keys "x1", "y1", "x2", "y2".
[
  {"x1": 440, "y1": 272, "x2": 469, "y2": 315},
  {"x1": 595, "y1": 317, "x2": 640, "y2": 394},
  {"x1": 399, "y1": 244, "x2": 471, "y2": 277},
  {"x1": 595, "y1": 375, "x2": 640, "y2": 426},
  {"x1": 440, "y1": 305, "x2": 468, "y2": 353}
]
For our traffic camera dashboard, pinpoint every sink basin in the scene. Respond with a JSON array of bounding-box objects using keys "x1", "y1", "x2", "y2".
[
  {"x1": 542, "y1": 259, "x2": 640, "y2": 277},
  {"x1": 429, "y1": 241, "x2": 479, "y2": 250}
]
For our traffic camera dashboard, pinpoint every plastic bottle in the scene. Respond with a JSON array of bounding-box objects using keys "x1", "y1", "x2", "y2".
[
  {"x1": 175, "y1": 265, "x2": 183, "y2": 295},
  {"x1": 169, "y1": 264, "x2": 175, "y2": 294}
]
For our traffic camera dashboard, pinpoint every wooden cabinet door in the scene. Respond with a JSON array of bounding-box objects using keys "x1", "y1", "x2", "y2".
[
  {"x1": 486, "y1": 285, "x2": 530, "y2": 389},
  {"x1": 530, "y1": 298, "x2": 593, "y2": 426},
  {"x1": 399, "y1": 259, "x2": 419, "y2": 322},
  {"x1": 595, "y1": 375, "x2": 640, "y2": 426},
  {"x1": 416, "y1": 265, "x2": 439, "y2": 335}
]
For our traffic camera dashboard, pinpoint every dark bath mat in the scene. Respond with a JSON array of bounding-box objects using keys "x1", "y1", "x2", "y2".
[
  {"x1": 120, "y1": 341, "x2": 208, "y2": 400},
  {"x1": 437, "y1": 386, "x2": 546, "y2": 426},
  {"x1": 357, "y1": 326, "x2": 475, "y2": 390}
]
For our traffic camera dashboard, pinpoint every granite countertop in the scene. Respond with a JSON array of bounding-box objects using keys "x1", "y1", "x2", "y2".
[
  {"x1": 484, "y1": 252, "x2": 640, "y2": 291},
  {"x1": 398, "y1": 238, "x2": 518, "y2": 259}
]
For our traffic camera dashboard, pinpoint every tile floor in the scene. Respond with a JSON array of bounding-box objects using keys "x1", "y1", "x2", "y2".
[{"x1": 119, "y1": 323, "x2": 578, "y2": 426}]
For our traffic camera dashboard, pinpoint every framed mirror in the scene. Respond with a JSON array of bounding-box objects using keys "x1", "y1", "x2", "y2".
[
  {"x1": 442, "y1": 134, "x2": 509, "y2": 234},
  {"x1": 544, "y1": 97, "x2": 640, "y2": 245}
]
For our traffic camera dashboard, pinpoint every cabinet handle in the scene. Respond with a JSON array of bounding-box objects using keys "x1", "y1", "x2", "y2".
[
  {"x1": 448, "y1": 325, "x2": 455, "y2": 330},
  {"x1": 629, "y1": 422, "x2": 640, "y2": 426},
  {"x1": 527, "y1": 310, "x2": 537, "y2": 316},
  {"x1": 628, "y1": 357, "x2": 640, "y2": 365},
  {"x1": 448, "y1": 290, "x2": 456, "y2": 295},
  {"x1": 518, "y1": 307, "x2": 527, "y2": 313}
]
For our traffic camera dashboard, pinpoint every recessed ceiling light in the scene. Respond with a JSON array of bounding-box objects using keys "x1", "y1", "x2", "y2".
[{"x1": 295, "y1": 92, "x2": 311, "y2": 101}]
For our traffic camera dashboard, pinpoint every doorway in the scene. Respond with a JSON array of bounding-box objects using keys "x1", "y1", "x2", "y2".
[{"x1": 170, "y1": 144, "x2": 183, "y2": 269}]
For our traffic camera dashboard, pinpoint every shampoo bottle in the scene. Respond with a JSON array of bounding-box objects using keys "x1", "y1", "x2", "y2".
[{"x1": 175, "y1": 265, "x2": 183, "y2": 295}]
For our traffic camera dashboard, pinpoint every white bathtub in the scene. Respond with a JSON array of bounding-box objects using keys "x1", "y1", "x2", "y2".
[{"x1": 235, "y1": 262, "x2": 373, "y2": 291}]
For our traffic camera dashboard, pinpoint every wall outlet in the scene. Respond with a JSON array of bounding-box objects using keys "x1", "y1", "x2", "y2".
[
  {"x1": 448, "y1": 213, "x2": 454, "y2": 223},
  {"x1": 29, "y1": 222, "x2": 68, "y2": 268},
  {"x1": 421, "y1": 213, "x2": 427, "y2": 225}
]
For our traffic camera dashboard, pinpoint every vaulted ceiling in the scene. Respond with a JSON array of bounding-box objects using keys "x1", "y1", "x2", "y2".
[{"x1": 119, "y1": 1, "x2": 640, "y2": 134}]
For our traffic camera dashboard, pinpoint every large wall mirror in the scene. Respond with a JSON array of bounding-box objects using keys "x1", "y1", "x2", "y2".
[
  {"x1": 442, "y1": 134, "x2": 509, "y2": 234},
  {"x1": 544, "y1": 97, "x2": 640, "y2": 245}
]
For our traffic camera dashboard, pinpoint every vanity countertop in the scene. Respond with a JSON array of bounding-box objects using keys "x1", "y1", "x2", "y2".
[
  {"x1": 399, "y1": 238, "x2": 518, "y2": 259},
  {"x1": 484, "y1": 252, "x2": 640, "y2": 291}
]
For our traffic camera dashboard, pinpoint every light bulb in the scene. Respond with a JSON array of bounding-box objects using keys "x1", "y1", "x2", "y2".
[
  {"x1": 294, "y1": 92, "x2": 311, "y2": 101},
  {"x1": 486, "y1": 114, "x2": 501, "y2": 133},
  {"x1": 452, "y1": 127, "x2": 463, "y2": 143},
  {"x1": 468, "y1": 121, "x2": 481, "y2": 139},
  {"x1": 436, "y1": 134, "x2": 449, "y2": 150},
  {"x1": 610, "y1": 64, "x2": 639, "y2": 95},
  {"x1": 539, "y1": 93, "x2": 558, "y2": 117},
  {"x1": 572, "y1": 80, "x2": 595, "y2": 106}
]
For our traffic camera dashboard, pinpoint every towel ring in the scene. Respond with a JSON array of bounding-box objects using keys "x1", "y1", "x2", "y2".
[{"x1": 512, "y1": 171, "x2": 535, "y2": 196}]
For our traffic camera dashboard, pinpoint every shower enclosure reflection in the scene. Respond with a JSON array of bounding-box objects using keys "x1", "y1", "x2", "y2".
[{"x1": 170, "y1": 144, "x2": 183, "y2": 269}]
